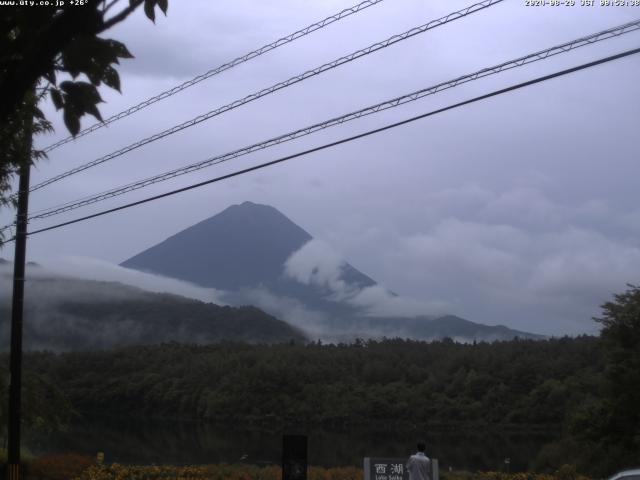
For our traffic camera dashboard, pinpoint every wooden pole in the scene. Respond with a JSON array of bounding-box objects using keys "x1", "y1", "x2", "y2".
[{"x1": 6, "y1": 126, "x2": 32, "y2": 480}]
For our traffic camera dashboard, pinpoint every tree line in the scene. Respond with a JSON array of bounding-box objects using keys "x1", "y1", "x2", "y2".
[{"x1": 19, "y1": 335, "x2": 601, "y2": 428}]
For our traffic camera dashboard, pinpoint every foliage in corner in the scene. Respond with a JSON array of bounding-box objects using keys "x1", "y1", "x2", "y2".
[
  {"x1": 0, "y1": 0, "x2": 169, "y2": 218},
  {"x1": 0, "y1": 91, "x2": 52, "y2": 210},
  {"x1": 593, "y1": 285, "x2": 640, "y2": 461},
  {"x1": 0, "y1": 363, "x2": 75, "y2": 447},
  {"x1": 564, "y1": 284, "x2": 640, "y2": 476}
]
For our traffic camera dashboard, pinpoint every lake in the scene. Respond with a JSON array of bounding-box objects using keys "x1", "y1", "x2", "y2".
[{"x1": 25, "y1": 416, "x2": 556, "y2": 472}]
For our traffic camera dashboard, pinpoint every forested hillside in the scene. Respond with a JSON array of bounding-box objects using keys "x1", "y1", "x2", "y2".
[
  {"x1": 23, "y1": 337, "x2": 601, "y2": 427},
  {"x1": 0, "y1": 275, "x2": 306, "y2": 350}
]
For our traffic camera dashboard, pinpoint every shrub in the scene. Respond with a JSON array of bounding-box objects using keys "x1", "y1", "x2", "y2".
[{"x1": 28, "y1": 453, "x2": 94, "y2": 480}]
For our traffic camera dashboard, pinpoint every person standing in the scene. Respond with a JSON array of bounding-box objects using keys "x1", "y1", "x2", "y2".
[{"x1": 406, "y1": 441, "x2": 431, "y2": 480}]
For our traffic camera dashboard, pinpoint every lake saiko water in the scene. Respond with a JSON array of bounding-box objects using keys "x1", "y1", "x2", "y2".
[{"x1": 25, "y1": 416, "x2": 556, "y2": 472}]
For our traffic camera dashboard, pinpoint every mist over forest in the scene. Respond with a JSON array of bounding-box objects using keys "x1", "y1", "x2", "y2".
[{"x1": 0, "y1": 262, "x2": 304, "y2": 350}]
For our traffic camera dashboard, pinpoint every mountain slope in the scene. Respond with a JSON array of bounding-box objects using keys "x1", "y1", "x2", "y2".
[
  {"x1": 121, "y1": 201, "x2": 377, "y2": 317},
  {"x1": 121, "y1": 201, "x2": 375, "y2": 292},
  {"x1": 0, "y1": 272, "x2": 306, "y2": 351}
]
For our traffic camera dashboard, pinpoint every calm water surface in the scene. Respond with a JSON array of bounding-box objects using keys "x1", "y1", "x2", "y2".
[{"x1": 26, "y1": 416, "x2": 555, "y2": 472}]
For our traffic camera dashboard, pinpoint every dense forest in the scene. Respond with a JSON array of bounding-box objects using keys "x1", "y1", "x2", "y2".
[
  {"x1": 21, "y1": 337, "x2": 602, "y2": 428},
  {"x1": 5, "y1": 336, "x2": 620, "y2": 475}
]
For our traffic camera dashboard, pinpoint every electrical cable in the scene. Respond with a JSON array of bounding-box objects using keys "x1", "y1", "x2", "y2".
[
  {"x1": 27, "y1": 0, "x2": 503, "y2": 195},
  {"x1": 41, "y1": 0, "x2": 387, "y2": 153},
  {"x1": 24, "y1": 19, "x2": 640, "y2": 222},
  {"x1": 18, "y1": 46, "x2": 639, "y2": 240}
]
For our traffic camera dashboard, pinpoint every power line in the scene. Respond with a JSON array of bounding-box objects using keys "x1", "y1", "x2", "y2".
[
  {"x1": 21, "y1": 46, "x2": 640, "y2": 240},
  {"x1": 27, "y1": 0, "x2": 503, "y2": 194},
  {"x1": 25, "y1": 19, "x2": 640, "y2": 222},
  {"x1": 41, "y1": 0, "x2": 387, "y2": 153}
]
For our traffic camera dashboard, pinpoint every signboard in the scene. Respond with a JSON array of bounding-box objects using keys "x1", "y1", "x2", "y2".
[
  {"x1": 282, "y1": 435, "x2": 307, "y2": 480},
  {"x1": 364, "y1": 457, "x2": 438, "y2": 480}
]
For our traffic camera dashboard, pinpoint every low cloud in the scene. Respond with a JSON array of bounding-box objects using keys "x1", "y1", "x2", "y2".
[
  {"x1": 284, "y1": 239, "x2": 358, "y2": 301},
  {"x1": 341, "y1": 183, "x2": 640, "y2": 336},
  {"x1": 2, "y1": 256, "x2": 227, "y2": 305},
  {"x1": 284, "y1": 239, "x2": 448, "y2": 318},
  {"x1": 227, "y1": 286, "x2": 331, "y2": 339},
  {"x1": 348, "y1": 284, "x2": 449, "y2": 318},
  {"x1": 229, "y1": 286, "x2": 441, "y2": 343}
]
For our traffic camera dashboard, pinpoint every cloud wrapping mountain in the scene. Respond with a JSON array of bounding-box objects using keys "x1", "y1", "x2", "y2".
[{"x1": 121, "y1": 201, "x2": 542, "y2": 342}]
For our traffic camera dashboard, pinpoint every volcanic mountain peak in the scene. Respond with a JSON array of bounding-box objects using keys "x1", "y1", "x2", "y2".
[
  {"x1": 121, "y1": 202, "x2": 543, "y2": 342},
  {"x1": 122, "y1": 201, "x2": 317, "y2": 290}
]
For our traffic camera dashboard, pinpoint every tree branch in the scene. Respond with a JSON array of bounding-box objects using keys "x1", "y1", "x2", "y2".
[
  {"x1": 0, "y1": 0, "x2": 147, "y2": 124},
  {"x1": 100, "y1": 0, "x2": 144, "y2": 32},
  {"x1": 102, "y1": 0, "x2": 119, "y2": 14},
  {"x1": 0, "y1": 2, "x2": 103, "y2": 123}
]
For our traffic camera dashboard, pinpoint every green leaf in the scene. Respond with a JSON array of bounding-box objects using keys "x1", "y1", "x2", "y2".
[
  {"x1": 157, "y1": 0, "x2": 168, "y2": 14},
  {"x1": 144, "y1": 0, "x2": 156, "y2": 22},
  {"x1": 85, "y1": 103, "x2": 103, "y2": 122},
  {"x1": 61, "y1": 81, "x2": 102, "y2": 104},
  {"x1": 84, "y1": 84, "x2": 103, "y2": 104},
  {"x1": 58, "y1": 81, "x2": 104, "y2": 131},
  {"x1": 86, "y1": 69, "x2": 102, "y2": 86},
  {"x1": 102, "y1": 66, "x2": 121, "y2": 92},
  {"x1": 62, "y1": 36, "x2": 132, "y2": 88},
  {"x1": 61, "y1": 37, "x2": 92, "y2": 78},
  {"x1": 33, "y1": 106, "x2": 46, "y2": 121},
  {"x1": 50, "y1": 89, "x2": 63, "y2": 110},
  {"x1": 59, "y1": 80, "x2": 77, "y2": 95},
  {"x1": 107, "y1": 39, "x2": 134, "y2": 59},
  {"x1": 63, "y1": 108, "x2": 80, "y2": 136},
  {"x1": 43, "y1": 68, "x2": 56, "y2": 85}
]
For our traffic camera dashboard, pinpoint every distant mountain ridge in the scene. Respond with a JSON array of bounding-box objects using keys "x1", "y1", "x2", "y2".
[
  {"x1": 121, "y1": 201, "x2": 544, "y2": 342},
  {"x1": 353, "y1": 315, "x2": 543, "y2": 342}
]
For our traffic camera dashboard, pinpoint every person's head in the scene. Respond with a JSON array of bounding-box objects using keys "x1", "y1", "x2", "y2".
[{"x1": 417, "y1": 441, "x2": 426, "y2": 453}]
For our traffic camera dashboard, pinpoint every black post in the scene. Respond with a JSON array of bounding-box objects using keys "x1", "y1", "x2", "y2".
[
  {"x1": 282, "y1": 435, "x2": 307, "y2": 480},
  {"x1": 7, "y1": 157, "x2": 31, "y2": 480}
]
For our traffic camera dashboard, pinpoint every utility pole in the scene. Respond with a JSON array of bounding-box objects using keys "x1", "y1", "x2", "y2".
[{"x1": 6, "y1": 118, "x2": 32, "y2": 480}]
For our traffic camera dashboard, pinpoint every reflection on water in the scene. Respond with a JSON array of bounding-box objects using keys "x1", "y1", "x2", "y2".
[{"x1": 25, "y1": 416, "x2": 555, "y2": 472}]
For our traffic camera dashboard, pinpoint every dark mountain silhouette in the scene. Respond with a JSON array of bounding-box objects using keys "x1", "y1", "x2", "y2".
[
  {"x1": 121, "y1": 201, "x2": 376, "y2": 316},
  {"x1": 121, "y1": 201, "x2": 543, "y2": 342},
  {"x1": 123, "y1": 201, "x2": 315, "y2": 290},
  {"x1": 347, "y1": 315, "x2": 543, "y2": 342}
]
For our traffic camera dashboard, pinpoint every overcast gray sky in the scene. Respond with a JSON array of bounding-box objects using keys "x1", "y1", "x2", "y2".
[{"x1": 2, "y1": 0, "x2": 639, "y2": 336}]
